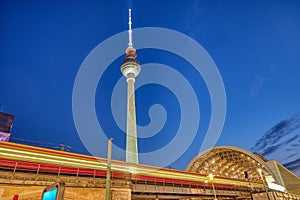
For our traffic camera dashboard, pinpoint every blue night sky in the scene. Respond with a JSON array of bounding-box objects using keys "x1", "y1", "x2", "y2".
[{"x1": 1, "y1": 1, "x2": 300, "y2": 172}]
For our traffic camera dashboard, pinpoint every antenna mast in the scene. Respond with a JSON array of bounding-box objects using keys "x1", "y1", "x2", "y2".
[{"x1": 128, "y1": 9, "x2": 133, "y2": 48}]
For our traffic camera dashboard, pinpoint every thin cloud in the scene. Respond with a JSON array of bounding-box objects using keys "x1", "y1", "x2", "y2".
[
  {"x1": 250, "y1": 76, "x2": 266, "y2": 97},
  {"x1": 284, "y1": 158, "x2": 300, "y2": 171},
  {"x1": 251, "y1": 113, "x2": 300, "y2": 152},
  {"x1": 285, "y1": 153, "x2": 297, "y2": 161},
  {"x1": 251, "y1": 113, "x2": 300, "y2": 175},
  {"x1": 261, "y1": 135, "x2": 299, "y2": 156}
]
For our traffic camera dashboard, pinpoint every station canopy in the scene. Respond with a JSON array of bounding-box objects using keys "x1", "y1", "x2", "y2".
[{"x1": 186, "y1": 146, "x2": 272, "y2": 184}]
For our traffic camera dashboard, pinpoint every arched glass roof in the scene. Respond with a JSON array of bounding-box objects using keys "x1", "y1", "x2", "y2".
[{"x1": 186, "y1": 146, "x2": 273, "y2": 184}]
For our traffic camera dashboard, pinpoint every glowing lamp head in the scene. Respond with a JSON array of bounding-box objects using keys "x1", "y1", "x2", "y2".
[{"x1": 258, "y1": 168, "x2": 262, "y2": 175}]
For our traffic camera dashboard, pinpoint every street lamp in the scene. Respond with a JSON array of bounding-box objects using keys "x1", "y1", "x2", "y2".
[
  {"x1": 257, "y1": 168, "x2": 271, "y2": 200},
  {"x1": 244, "y1": 171, "x2": 253, "y2": 200},
  {"x1": 209, "y1": 173, "x2": 217, "y2": 200},
  {"x1": 106, "y1": 138, "x2": 113, "y2": 200}
]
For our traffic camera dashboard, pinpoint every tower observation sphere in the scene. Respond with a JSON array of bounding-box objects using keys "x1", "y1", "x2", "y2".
[
  {"x1": 121, "y1": 9, "x2": 140, "y2": 164},
  {"x1": 121, "y1": 47, "x2": 141, "y2": 79}
]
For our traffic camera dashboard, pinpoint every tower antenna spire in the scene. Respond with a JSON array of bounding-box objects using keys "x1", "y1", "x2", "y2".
[{"x1": 128, "y1": 9, "x2": 133, "y2": 48}]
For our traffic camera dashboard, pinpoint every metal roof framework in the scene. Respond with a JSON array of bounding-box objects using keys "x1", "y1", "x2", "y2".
[{"x1": 186, "y1": 146, "x2": 275, "y2": 184}]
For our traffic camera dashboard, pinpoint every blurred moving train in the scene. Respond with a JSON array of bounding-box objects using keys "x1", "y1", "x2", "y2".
[{"x1": 0, "y1": 141, "x2": 263, "y2": 192}]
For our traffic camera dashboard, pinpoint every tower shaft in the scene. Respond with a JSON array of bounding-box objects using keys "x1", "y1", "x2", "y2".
[{"x1": 126, "y1": 77, "x2": 138, "y2": 163}]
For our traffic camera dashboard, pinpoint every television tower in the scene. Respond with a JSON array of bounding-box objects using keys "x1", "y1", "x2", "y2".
[{"x1": 121, "y1": 9, "x2": 141, "y2": 164}]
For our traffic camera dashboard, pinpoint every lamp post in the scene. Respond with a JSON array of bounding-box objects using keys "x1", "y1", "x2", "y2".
[
  {"x1": 244, "y1": 171, "x2": 253, "y2": 200},
  {"x1": 258, "y1": 169, "x2": 271, "y2": 200},
  {"x1": 209, "y1": 174, "x2": 217, "y2": 200},
  {"x1": 105, "y1": 138, "x2": 113, "y2": 200}
]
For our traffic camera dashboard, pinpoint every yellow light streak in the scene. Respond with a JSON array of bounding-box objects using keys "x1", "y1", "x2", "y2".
[
  {"x1": 0, "y1": 147, "x2": 106, "y2": 168},
  {"x1": 0, "y1": 144, "x2": 264, "y2": 189},
  {"x1": 0, "y1": 152, "x2": 107, "y2": 170}
]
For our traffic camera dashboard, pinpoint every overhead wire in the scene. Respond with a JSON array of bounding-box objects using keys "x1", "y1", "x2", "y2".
[{"x1": 10, "y1": 137, "x2": 72, "y2": 152}]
